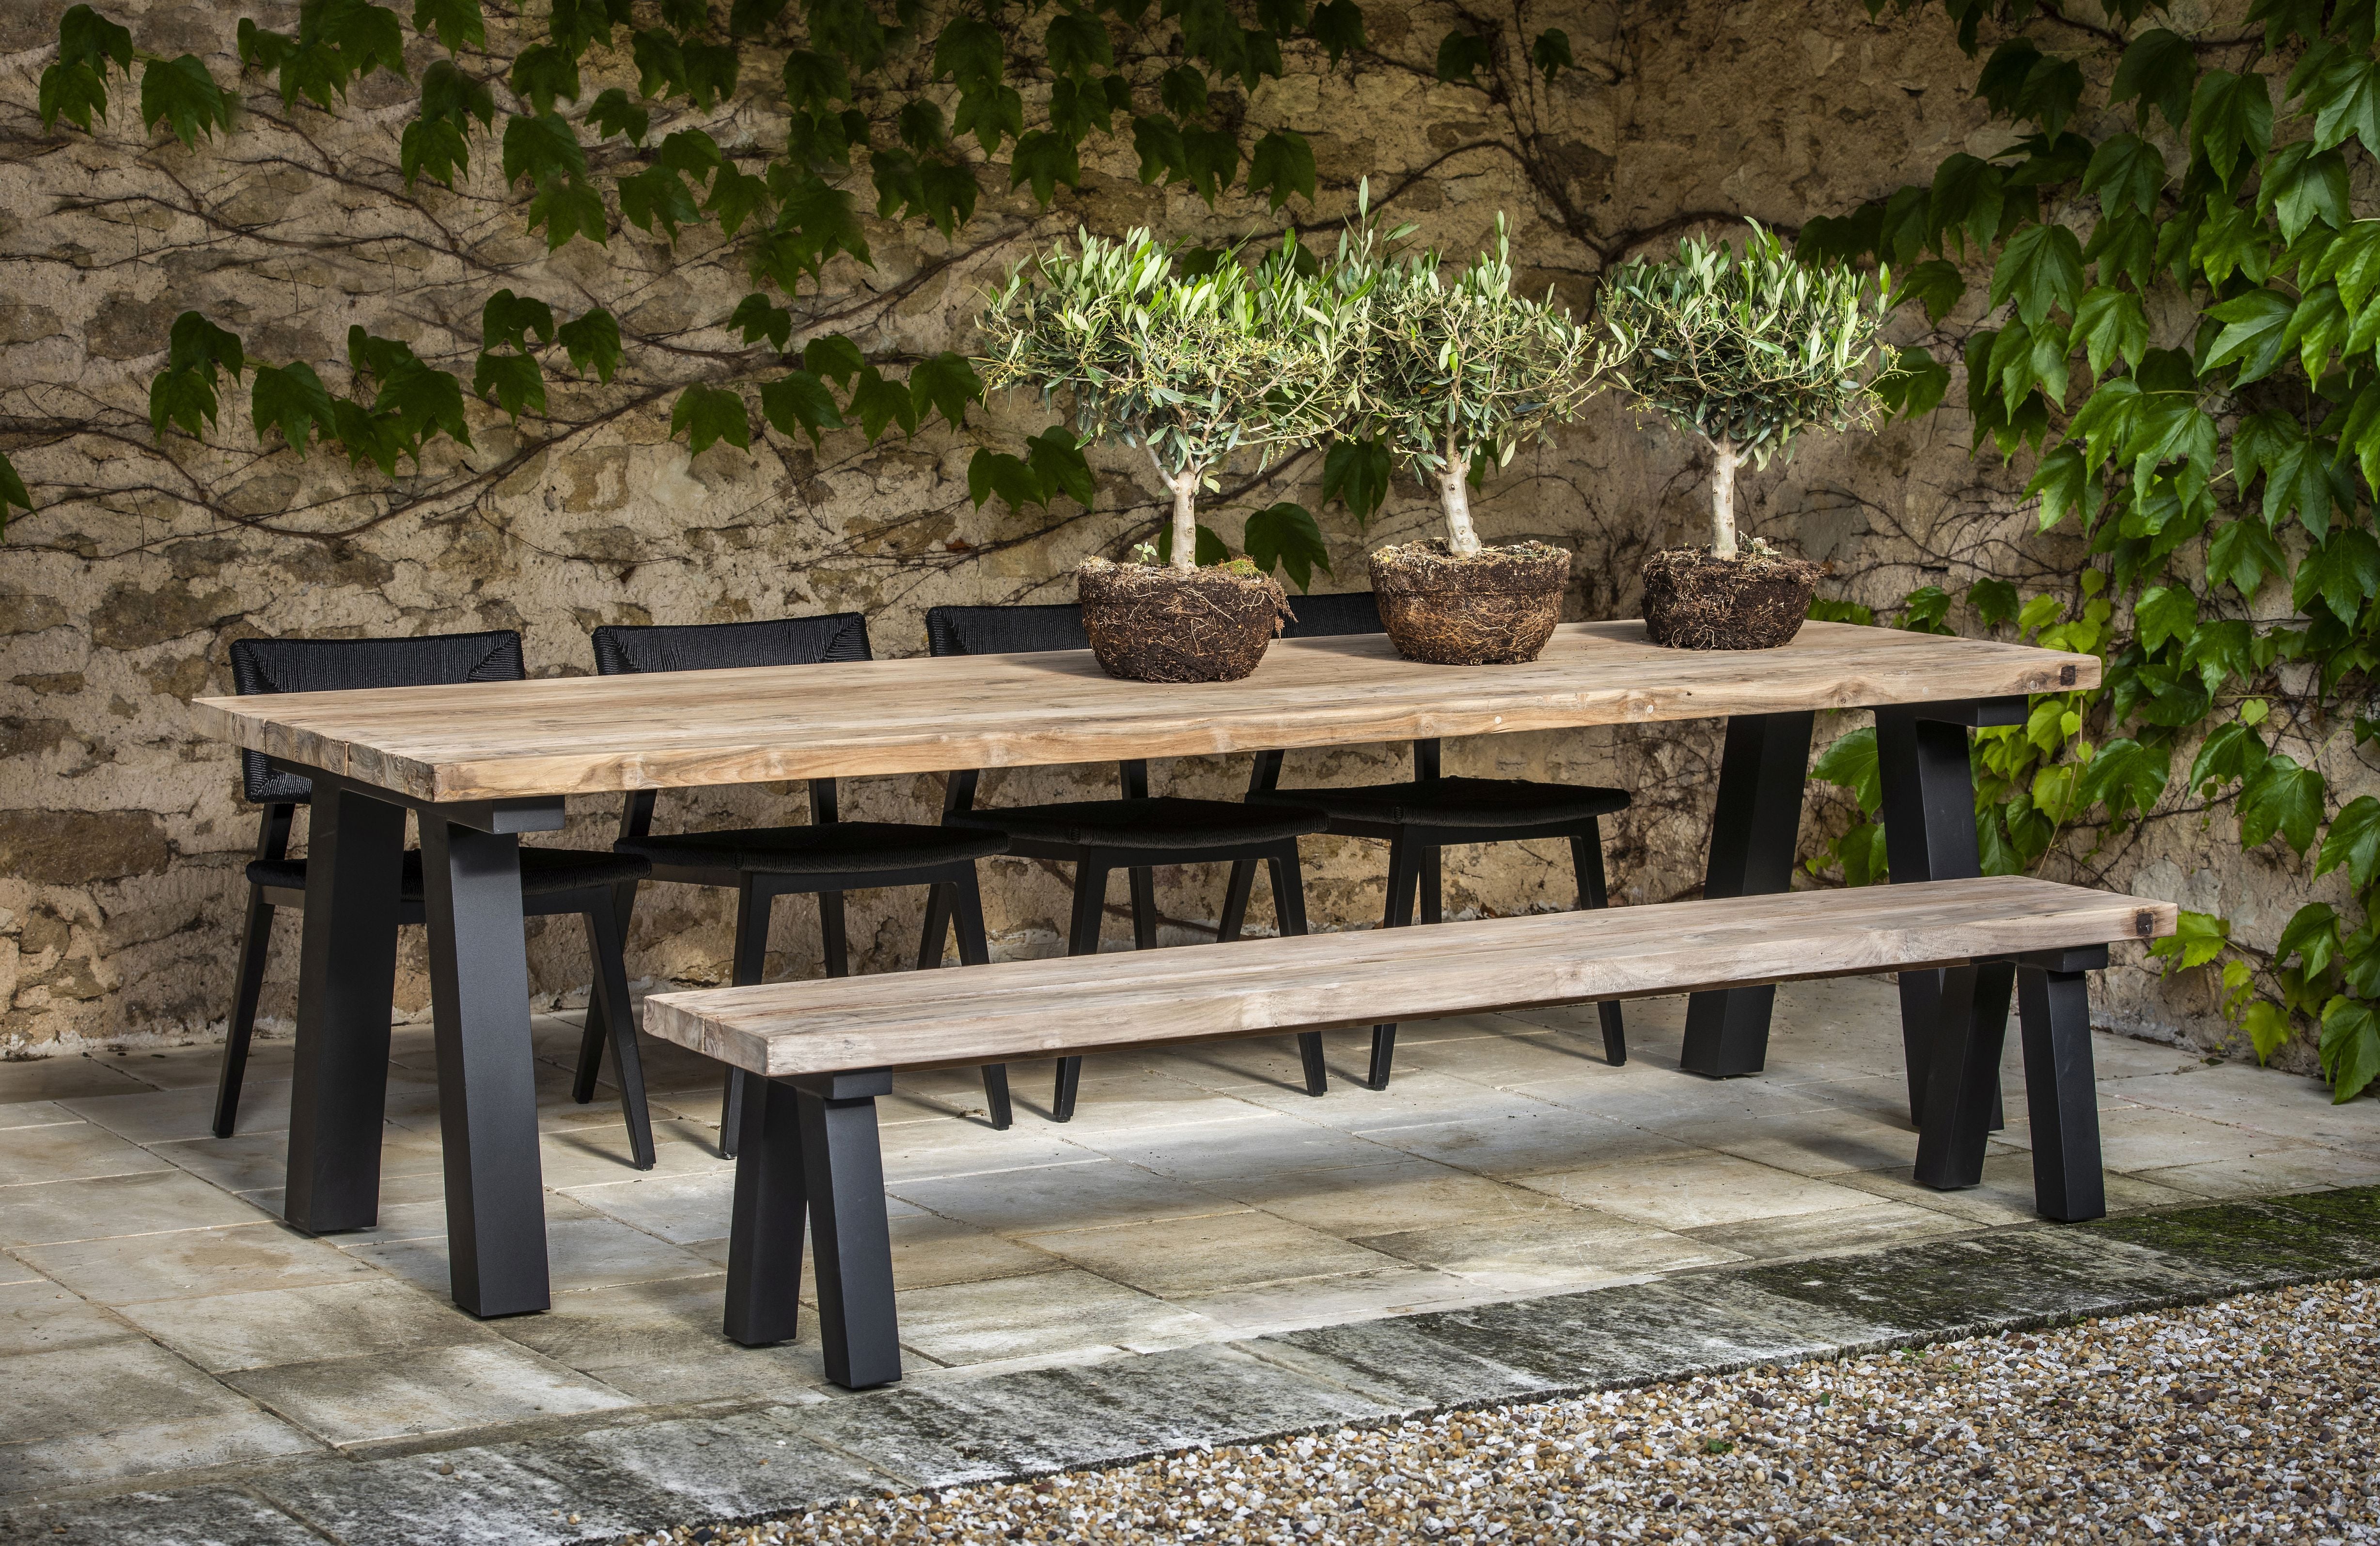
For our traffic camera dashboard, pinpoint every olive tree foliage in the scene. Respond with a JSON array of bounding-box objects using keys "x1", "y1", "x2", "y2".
[
  {"x1": 1795, "y1": 0, "x2": 2380, "y2": 1099},
  {"x1": 1598, "y1": 224, "x2": 1896, "y2": 561},
  {"x1": 976, "y1": 227, "x2": 1359, "y2": 571},
  {"x1": 1333, "y1": 202, "x2": 1601, "y2": 559}
]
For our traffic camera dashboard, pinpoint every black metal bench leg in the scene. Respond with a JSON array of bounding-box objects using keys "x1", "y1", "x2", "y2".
[
  {"x1": 420, "y1": 817, "x2": 551, "y2": 1318},
  {"x1": 1571, "y1": 824, "x2": 1627, "y2": 1067},
  {"x1": 949, "y1": 870, "x2": 1011, "y2": 1131},
  {"x1": 1368, "y1": 836, "x2": 1421, "y2": 1090},
  {"x1": 2018, "y1": 964, "x2": 2105, "y2": 1221},
  {"x1": 1052, "y1": 863, "x2": 1108, "y2": 1122},
  {"x1": 1680, "y1": 711, "x2": 1813, "y2": 1078},
  {"x1": 1912, "y1": 958, "x2": 2017, "y2": 1191},
  {"x1": 584, "y1": 900, "x2": 655, "y2": 1171},
  {"x1": 796, "y1": 1072, "x2": 902, "y2": 1390},
  {"x1": 723, "y1": 1074, "x2": 804, "y2": 1347},
  {"x1": 720, "y1": 879, "x2": 775, "y2": 1160},
  {"x1": 214, "y1": 880, "x2": 277, "y2": 1139},
  {"x1": 1266, "y1": 842, "x2": 1326, "y2": 1097}
]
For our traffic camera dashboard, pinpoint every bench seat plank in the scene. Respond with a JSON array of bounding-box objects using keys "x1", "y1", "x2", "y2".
[{"x1": 644, "y1": 876, "x2": 2173, "y2": 1078}]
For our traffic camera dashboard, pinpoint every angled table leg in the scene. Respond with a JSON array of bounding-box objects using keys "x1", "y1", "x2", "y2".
[
  {"x1": 1680, "y1": 711, "x2": 1814, "y2": 1077},
  {"x1": 420, "y1": 817, "x2": 551, "y2": 1318},
  {"x1": 283, "y1": 782, "x2": 407, "y2": 1234},
  {"x1": 1878, "y1": 700, "x2": 2022, "y2": 1132}
]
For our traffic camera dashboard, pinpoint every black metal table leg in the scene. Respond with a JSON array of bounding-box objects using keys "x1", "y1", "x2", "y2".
[
  {"x1": 1680, "y1": 711, "x2": 1815, "y2": 1078},
  {"x1": 795, "y1": 1070, "x2": 901, "y2": 1390},
  {"x1": 2017, "y1": 953, "x2": 2107, "y2": 1221},
  {"x1": 724, "y1": 1074, "x2": 806, "y2": 1347},
  {"x1": 282, "y1": 782, "x2": 407, "y2": 1234},
  {"x1": 419, "y1": 818, "x2": 551, "y2": 1318},
  {"x1": 1878, "y1": 701, "x2": 2023, "y2": 1130}
]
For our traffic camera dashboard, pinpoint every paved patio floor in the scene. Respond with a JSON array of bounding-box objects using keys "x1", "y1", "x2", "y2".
[{"x1": 5, "y1": 977, "x2": 2379, "y2": 1508}]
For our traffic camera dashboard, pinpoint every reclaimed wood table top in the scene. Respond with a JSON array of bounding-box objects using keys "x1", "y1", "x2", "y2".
[
  {"x1": 641, "y1": 876, "x2": 2170, "y2": 1076},
  {"x1": 189, "y1": 620, "x2": 2096, "y2": 804}
]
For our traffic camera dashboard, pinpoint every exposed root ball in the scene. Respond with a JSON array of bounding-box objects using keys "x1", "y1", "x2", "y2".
[
  {"x1": 1641, "y1": 547, "x2": 1822, "y2": 650},
  {"x1": 1077, "y1": 559, "x2": 1290, "y2": 683},
  {"x1": 1368, "y1": 540, "x2": 1570, "y2": 666}
]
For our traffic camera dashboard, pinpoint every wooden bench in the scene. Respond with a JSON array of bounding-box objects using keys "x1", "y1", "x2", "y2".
[{"x1": 642, "y1": 875, "x2": 2175, "y2": 1389}]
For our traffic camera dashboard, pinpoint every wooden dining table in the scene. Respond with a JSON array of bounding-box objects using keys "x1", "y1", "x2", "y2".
[{"x1": 190, "y1": 619, "x2": 2093, "y2": 1319}]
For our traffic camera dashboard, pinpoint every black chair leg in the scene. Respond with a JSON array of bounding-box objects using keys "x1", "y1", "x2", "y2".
[
  {"x1": 950, "y1": 871, "x2": 1012, "y2": 1131},
  {"x1": 720, "y1": 880, "x2": 775, "y2": 1159},
  {"x1": 1571, "y1": 826, "x2": 1628, "y2": 1067},
  {"x1": 819, "y1": 889, "x2": 850, "y2": 977},
  {"x1": 1266, "y1": 843, "x2": 1326, "y2": 1098},
  {"x1": 212, "y1": 883, "x2": 276, "y2": 1140},
  {"x1": 1218, "y1": 859, "x2": 1258, "y2": 942},
  {"x1": 1127, "y1": 866, "x2": 1159, "y2": 949},
  {"x1": 1368, "y1": 837, "x2": 1421, "y2": 1090},
  {"x1": 915, "y1": 880, "x2": 955, "y2": 970},
  {"x1": 584, "y1": 901, "x2": 656, "y2": 1170},
  {"x1": 1051, "y1": 863, "x2": 1107, "y2": 1122},
  {"x1": 571, "y1": 877, "x2": 638, "y2": 1105}
]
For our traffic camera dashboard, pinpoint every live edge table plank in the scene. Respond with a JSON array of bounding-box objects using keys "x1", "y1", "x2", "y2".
[{"x1": 186, "y1": 620, "x2": 2097, "y2": 1321}]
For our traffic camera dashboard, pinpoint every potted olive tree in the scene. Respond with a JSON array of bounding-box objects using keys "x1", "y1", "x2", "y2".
[
  {"x1": 1600, "y1": 223, "x2": 1895, "y2": 649},
  {"x1": 976, "y1": 228, "x2": 1359, "y2": 682},
  {"x1": 1346, "y1": 210, "x2": 1601, "y2": 664}
]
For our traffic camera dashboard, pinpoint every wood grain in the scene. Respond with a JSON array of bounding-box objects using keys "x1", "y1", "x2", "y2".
[
  {"x1": 189, "y1": 621, "x2": 2096, "y2": 803},
  {"x1": 640, "y1": 876, "x2": 2172, "y2": 1077}
]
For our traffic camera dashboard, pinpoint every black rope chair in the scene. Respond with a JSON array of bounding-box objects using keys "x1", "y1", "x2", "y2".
[
  {"x1": 576, "y1": 615, "x2": 1014, "y2": 1154},
  {"x1": 922, "y1": 603, "x2": 1331, "y2": 1120},
  {"x1": 216, "y1": 630, "x2": 659, "y2": 1169},
  {"x1": 1224, "y1": 592, "x2": 1633, "y2": 1088}
]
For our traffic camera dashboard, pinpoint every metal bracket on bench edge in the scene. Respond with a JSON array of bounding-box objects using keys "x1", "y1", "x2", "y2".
[{"x1": 787, "y1": 1069, "x2": 893, "y2": 1100}]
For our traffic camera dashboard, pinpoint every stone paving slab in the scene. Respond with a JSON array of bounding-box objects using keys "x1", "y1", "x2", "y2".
[{"x1": 8, "y1": 1186, "x2": 2379, "y2": 1545}]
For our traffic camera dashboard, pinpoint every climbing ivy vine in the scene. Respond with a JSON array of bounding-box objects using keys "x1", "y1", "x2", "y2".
[
  {"x1": 18, "y1": 0, "x2": 1572, "y2": 575},
  {"x1": 1800, "y1": 0, "x2": 2380, "y2": 1098}
]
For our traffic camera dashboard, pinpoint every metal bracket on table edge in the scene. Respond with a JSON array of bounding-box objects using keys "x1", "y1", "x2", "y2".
[{"x1": 268, "y1": 760, "x2": 568, "y2": 834}]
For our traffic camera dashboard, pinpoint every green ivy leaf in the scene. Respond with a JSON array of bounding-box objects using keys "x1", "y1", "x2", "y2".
[
  {"x1": 1812, "y1": 725, "x2": 1883, "y2": 816},
  {"x1": 2244, "y1": 999, "x2": 2293, "y2": 1064},
  {"x1": 619, "y1": 165, "x2": 702, "y2": 239},
  {"x1": 681, "y1": 43, "x2": 739, "y2": 109},
  {"x1": 556, "y1": 307, "x2": 622, "y2": 382},
  {"x1": 704, "y1": 163, "x2": 771, "y2": 239},
  {"x1": 2304, "y1": 48, "x2": 2380, "y2": 156},
  {"x1": 728, "y1": 293, "x2": 793, "y2": 352},
  {"x1": 672, "y1": 383, "x2": 752, "y2": 455},
  {"x1": 1244, "y1": 501, "x2": 1331, "y2": 591},
  {"x1": 2024, "y1": 442, "x2": 2089, "y2": 531},
  {"x1": 953, "y1": 81, "x2": 1024, "y2": 154},
  {"x1": 757, "y1": 370, "x2": 843, "y2": 445},
  {"x1": 2318, "y1": 995, "x2": 2380, "y2": 1101},
  {"x1": 1026, "y1": 426, "x2": 1094, "y2": 507},
  {"x1": 2148, "y1": 908, "x2": 2231, "y2": 972},
  {"x1": 1323, "y1": 436, "x2": 1392, "y2": 525},
  {"x1": 509, "y1": 42, "x2": 580, "y2": 115},
  {"x1": 2072, "y1": 287, "x2": 2148, "y2": 376},
  {"x1": 1928, "y1": 154, "x2": 2004, "y2": 254},
  {"x1": 847, "y1": 366, "x2": 919, "y2": 442},
  {"x1": 1531, "y1": 28, "x2": 1572, "y2": 86},
  {"x1": 1876, "y1": 345, "x2": 1949, "y2": 420},
  {"x1": 803, "y1": 333, "x2": 865, "y2": 388},
  {"x1": 1308, "y1": 0, "x2": 1365, "y2": 64},
  {"x1": 2318, "y1": 795, "x2": 2380, "y2": 890},
  {"x1": 2294, "y1": 526, "x2": 2380, "y2": 622},
  {"x1": 2080, "y1": 133, "x2": 2166, "y2": 218},
  {"x1": 2259, "y1": 141, "x2": 2349, "y2": 242},
  {"x1": 1989, "y1": 221, "x2": 2085, "y2": 328},
  {"x1": 250, "y1": 360, "x2": 339, "y2": 450},
  {"x1": 727, "y1": 0, "x2": 786, "y2": 38},
  {"x1": 2110, "y1": 27, "x2": 2195, "y2": 130},
  {"x1": 1009, "y1": 129, "x2": 1080, "y2": 204},
  {"x1": 480, "y1": 289, "x2": 555, "y2": 352},
  {"x1": 1132, "y1": 114, "x2": 1189, "y2": 186},
  {"x1": 1898, "y1": 584, "x2": 1954, "y2": 635},
  {"x1": 526, "y1": 175, "x2": 607, "y2": 249},
  {"x1": 748, "y1": 174, "x2": 869, "y2": 292},
  {"x1": 1892, "y1": 259, "x2": 1964, "y2": 323},
  {"x1": 968, "y1": 448, "x2": 1044, "y2": 510},
  {"x1": 59, "y1": 4, "x2": 135, "y2": 75},
  {"x1": 1246, "y1": 129, "x2": 1315, "y2": 211},
  {"x1": 2239, "y1": 753, "x2": 2325, "y2": 854},
  {"x1": 502, "y1": 112, "x2": 586, "y2": 187},
  {"x1": 2190, "y1": 68, "x2": 2274, "y2": 188},
  {"x1": 2206, "y1": 517, "x2": 2288, "y2": 596},
  {"x1": 399, "y1": 113, "x2": 469, "y2": 186},
  {"x1": 413, "y1": 0, "x2": 485, "y2": 52},
  {"x1": 2203, "y1": 286, "x2": 2295, "y2": 385},
  {"x1": 1046, "y1": 11, "x2": 1113, "y2": 78},
  {"x1": 781, "y1": 49, "x2": 849, "y2": 116},
  {"x1": 0, "y1": 451, "x2": 29, "y2": 533},
  {"x1": 1967, "y1": 577, "x2": 2020, "y2": 627},
  {"x1": 897, "y1": 97, "x2": 945, "y2": 152},
  {"x1": 39, "y1": 59, "x2": 111, "y2": 133},
  {"x1": 2134, "y1": 583, "x2": 2197, "y2": 651},
  {"x1": 909, "y1": 351, "x2": 982, "y2": 432},
  {"x1": 2076, "y1": 737, "x2": 2169, "y2": 825},
  {"x1": 472, "y1": 349, "x2": 546, "y2": 419},
  {"x1": 141, "y1": 54, "x2": 235, "y2": 147},
  {"x1": 2190, "y1": 718, "x2": 2270, "y2": 795},
  {"x1": 1435, "y1": 30, "x2": 1492, "y2": 84}
]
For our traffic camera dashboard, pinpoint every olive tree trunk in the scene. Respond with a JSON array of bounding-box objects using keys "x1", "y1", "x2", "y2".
[
  {"x1": 1709, "y1": 437, "x2": 1739, "y2": 561},
  {"x1": 1438, "y1": 435, "x2": 1481, "y2": 558},
  {"x1": 1151, "y1": 450, "x2": 1202, "y2": 572}
]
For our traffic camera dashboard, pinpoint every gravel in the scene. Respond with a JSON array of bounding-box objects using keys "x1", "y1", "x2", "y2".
[{"x1": 633, "y1": 1278, "x2": 2380, "y2": 1544}]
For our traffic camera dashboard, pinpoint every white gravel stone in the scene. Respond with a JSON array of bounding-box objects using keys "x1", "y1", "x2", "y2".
[{"x1": 636, "y1": 1279, "x2": 2380, "y2": 1544}]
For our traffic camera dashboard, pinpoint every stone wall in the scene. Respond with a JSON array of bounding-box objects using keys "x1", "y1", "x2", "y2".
[{"x1": 0, "y1": 0, "x2": 2353, "y2": 1068}]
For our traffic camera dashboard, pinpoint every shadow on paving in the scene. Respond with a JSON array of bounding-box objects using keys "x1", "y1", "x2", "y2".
[{"x1": 6, "y1": 1184, "x2": 2379, "y2": 1545}]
